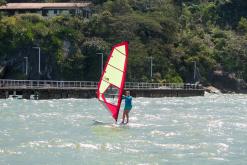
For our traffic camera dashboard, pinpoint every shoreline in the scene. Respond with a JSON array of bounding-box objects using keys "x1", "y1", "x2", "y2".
[
  {"x1": 204, "y1": 85, "x2": 247, "y2": 94},
  {"x1": 0, "y1": 88, "x2": 205, "y2": 100}
]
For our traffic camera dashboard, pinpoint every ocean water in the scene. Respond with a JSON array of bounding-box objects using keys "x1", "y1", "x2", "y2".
[{"x1": 0, "y1": 94, "x2": 247, "y2": 165}]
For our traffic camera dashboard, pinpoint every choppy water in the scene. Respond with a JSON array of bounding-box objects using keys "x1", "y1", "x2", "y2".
[{"x1": 0, "y1": 94, "x2": 247, "y2": 165}]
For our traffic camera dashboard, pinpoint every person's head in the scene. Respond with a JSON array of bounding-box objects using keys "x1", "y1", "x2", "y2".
[{"x1": 126, "y1": 91, "x2": 130, "y2": 96}]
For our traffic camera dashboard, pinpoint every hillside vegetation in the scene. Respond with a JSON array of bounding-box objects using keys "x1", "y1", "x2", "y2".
[{"x1": 0, "y1": 0, "x2": 247, "y2": 89}]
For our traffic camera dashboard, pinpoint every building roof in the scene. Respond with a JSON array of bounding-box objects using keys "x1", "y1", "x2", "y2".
[{"x1": 0, "y1": 3, "x2": 91, "y2": 10}]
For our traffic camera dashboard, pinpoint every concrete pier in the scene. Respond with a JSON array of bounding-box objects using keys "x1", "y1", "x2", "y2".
[{"x1": 0, "y1": 79, "x2": 204, "y2": 99}]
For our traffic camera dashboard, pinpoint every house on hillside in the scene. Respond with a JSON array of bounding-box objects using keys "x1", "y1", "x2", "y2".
[{"x1": 0, "y1": 3, "x2": 92, "y2": 17}]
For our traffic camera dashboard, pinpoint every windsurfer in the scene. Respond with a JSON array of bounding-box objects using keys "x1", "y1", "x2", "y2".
[{"x1": 121, "y1": 91, "x2": 132, "y2": 124}]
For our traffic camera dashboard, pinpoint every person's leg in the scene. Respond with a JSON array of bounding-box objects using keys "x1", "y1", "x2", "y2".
[
  {"x1": 121, "y1": 110, "x2": 126, "y2": 123},
  {"x1": 125, "y1": 110, "x2": 130, "y2": 124}
]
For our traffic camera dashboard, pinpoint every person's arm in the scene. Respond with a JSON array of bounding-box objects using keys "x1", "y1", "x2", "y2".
[{"x1": 122, "y1": 95, "x2": 126, "y2": 99}]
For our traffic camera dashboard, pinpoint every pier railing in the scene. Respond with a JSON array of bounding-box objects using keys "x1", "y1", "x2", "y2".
[{"x1": 0, "y1": 79, "x2": 202, "y2": 90}]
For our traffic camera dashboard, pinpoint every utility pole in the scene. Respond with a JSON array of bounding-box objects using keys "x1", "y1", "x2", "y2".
[
  {"x1": 147, "y1": 56, "x2": 154, "y2": 78},
  {"x1": 96, "y1": 53, "x2": 104, "y2": 74},
  {"x1": 24, "y1": 57, "x2": 28, "y2": 76},
  {"x1": 193, "y1": 61, "x2": 197, "y2": 82},
  {"x1": 32, "y1": 47, "x2": 41, "y2": 75}
]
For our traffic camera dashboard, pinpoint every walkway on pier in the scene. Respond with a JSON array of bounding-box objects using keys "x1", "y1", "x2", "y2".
[
  {"x1": 0, "y1": 79, "x2": 204, "y2": 99},
  {"x1": 0, "y1": 79, "x2": 201, "y2": 90}
]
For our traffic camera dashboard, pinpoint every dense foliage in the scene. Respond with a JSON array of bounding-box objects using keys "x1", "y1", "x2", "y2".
[{"x1": 0, "y1": 0, "x2": 247, "y2": 85}]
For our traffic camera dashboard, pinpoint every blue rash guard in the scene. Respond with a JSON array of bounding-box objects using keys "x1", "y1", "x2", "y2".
[{"x1": 122, "y1": 95, "x2": 132, "y2": 111}]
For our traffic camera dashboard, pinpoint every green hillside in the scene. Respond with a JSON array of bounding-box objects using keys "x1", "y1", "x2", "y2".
[{"x1": 0, "y1": 0, "x2": 247, "y2": 90}]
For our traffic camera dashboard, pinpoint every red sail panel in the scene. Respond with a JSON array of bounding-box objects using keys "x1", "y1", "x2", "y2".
[{"x1": 97, "y1": 41, "x2": 129, "y2": 121}]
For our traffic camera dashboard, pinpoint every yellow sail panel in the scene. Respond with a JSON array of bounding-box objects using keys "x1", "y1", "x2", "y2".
[
  {"x1": 108, "y1": 49, "x2": 126, "y2": 71},
  {"x1": 116, "y1": 45, "x2": 126, "y2": 55},
  {"x1": 99, "y1": 80, "x2": 109, "y2": 101},
  {"x1": 103, "y1": 65, "x2": 123, "y2": 88}
]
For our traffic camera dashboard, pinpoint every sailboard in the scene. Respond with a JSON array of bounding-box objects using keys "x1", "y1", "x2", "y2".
[{"x1": 96, "y1": 41, "x2": 129, "y2": 122}]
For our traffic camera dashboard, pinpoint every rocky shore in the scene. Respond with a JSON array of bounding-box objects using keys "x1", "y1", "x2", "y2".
[{"x1": 205, "y1": 70, "x2": 247, "y2": 94}]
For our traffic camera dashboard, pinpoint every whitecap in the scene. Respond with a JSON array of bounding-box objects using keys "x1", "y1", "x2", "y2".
[
  {"x1": 151, "y1": 130, "x2": 177, "y2": 137},
  {"x1": 67, "y1": 103, "x2": 74, "y2": 107},
  {"x1": 209, "y1": 157, "x2": 226, "y2": 161},
  {"x1": 216, "y1": 143, "x2": 229, "y2": 153},
  {"x1": 2, "y1": 103, "x2": 8, "y2": 108},
  {"x1": 23, "y1": 99, "x2": 28, "y2": 102},
  {"x1": 208, "y1": 120, "x2": 224, "y2": 129},
  {"x1": 144, "y1": 114, "x2": 161, "y2": 120},
  {"x1": 100, "y1": 143, "x2": 140, "y2": 153},
  {"x1": 161, "y1": 107, "x2": 170, "y2": 111},
  {"x1": 19, "y1": 114, "x2": 30, "y2": 120},
  {"x1": 128, "y1": 123, "x2": 149, "y2": 128},
  {"x1": 0, "y1": 130, "x2": 10, "y2": 136},
  {"x1": 226, "y1": 138, "x2": 234, "y2": 143},
  {"x1": 153, "y1": 143, "x2": 200, "y2": 150},
  {"x1": 79, "y1": 143, "x2": 99, "y2": 150},
  {"x1": 0, "y1": 149, "x2": 22, "y2": 155},
  {"x1": 48, "y1": 103, "x2": 55, "y2": 108},
  {"x1": 182, "y1": 114, "x2": 199, "y2": 119},
  {"x1": 125, "y1": 148, "x2": 140, "y2": 153},
  {"x1": 129, "y1": 116, "x2": 138, "y2": 121},
  {"x1": 31, "y1": 100, "x2": 40, "y2": 106},
  {"x1": 100, "y1": 143, "x2": 120, "y2": 151},
  {"x1": 31, "y1": 113, "x2": 41, "y2": 118},
  {"x1": 54, "y1": 143, "x2": 76, "y2": 149},
  {"x1": 140, "y1": 101, "x2": 150, "y2": 106},
  {"x1": 65, "y1": 114, "x2": 94, "y2": 121},
  {"x1": 130, "y1": 139, "x2": 153, "y2": 144},
  {"x1": 28, "y1": 140, "x2": 48, "y2": 148},
  {"x1": 235, "y1": 123, "x2": 247, "y2": 129}
]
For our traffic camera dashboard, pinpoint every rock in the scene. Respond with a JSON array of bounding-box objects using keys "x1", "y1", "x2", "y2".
[
  {"x1": 204, "y1": 86, "x2": 221, "y2": 94},
  {"x1": 211, "y1": 70, "x2": 246, "y2": 93}
]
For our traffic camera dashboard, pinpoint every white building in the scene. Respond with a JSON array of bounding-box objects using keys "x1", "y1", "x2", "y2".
[{"x1": 0, "y1": 3, "x2": 92, "y2": 17}]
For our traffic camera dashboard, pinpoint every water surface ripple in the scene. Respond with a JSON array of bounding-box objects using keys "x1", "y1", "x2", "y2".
[{"x1": 0, "y1": 94, "x2": 247, "y2": 164}]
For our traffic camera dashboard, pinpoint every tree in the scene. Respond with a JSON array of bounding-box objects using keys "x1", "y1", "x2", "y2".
[{"x1": 0, "y1": 0, "x2": 6, "y2": 6}]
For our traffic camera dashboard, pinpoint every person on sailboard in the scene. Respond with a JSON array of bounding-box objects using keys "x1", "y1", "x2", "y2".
[{"x1": 121, "y1": 91, "x2": 132, "y2": 124}]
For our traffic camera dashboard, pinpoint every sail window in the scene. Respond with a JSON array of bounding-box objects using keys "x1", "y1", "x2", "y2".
[{"x1": 104, "y1": 85, "x2": 119, "y2": 106}]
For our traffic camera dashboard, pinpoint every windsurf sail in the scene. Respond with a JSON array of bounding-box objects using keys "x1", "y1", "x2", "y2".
[{"x1": 97, "y1": 41, "x2": 129, "y2": 122}]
